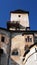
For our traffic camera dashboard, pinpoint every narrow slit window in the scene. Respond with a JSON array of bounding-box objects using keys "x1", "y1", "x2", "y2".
[{"x1": 1, "y1": 36, "x2": 5, "y2": 42}]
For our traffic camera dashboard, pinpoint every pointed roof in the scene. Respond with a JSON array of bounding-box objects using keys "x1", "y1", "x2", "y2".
[{"x1": 10, "y1": 9, "x2": 29, "y2": 14}]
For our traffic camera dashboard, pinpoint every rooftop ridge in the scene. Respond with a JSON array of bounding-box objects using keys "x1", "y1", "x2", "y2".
[{"x1": 10, "y1": 9, "x2": 29, "y2": 14}]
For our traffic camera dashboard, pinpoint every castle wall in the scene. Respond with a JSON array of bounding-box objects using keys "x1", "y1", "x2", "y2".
[
  {"x1": 0, "y1": 29, "x2": 37, "y2": 65},
  {"x1": 0, "y1": 29, "x2": 10, "y2": 65},
  {"x1": 10, "y1": 32, "x2": 34, "y2": 65}
]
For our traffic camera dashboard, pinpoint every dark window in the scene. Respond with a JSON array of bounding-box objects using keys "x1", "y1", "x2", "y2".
[
  {"x1": 18, "y1": 15, "x2": 21, "y2": 17},
  {"x1": 25, "y1": 38, "x2": 28, "y2": 42},
  {"x1": 1, "y1": 36, "x2": 5, "y2": 42},
  {"x1": 29, "y1": 38, "x2": 32, "y2": 42},
  {"x1": 0, "y1": 49, "x2": 3, "y2": 55},
  {"x1": 25, "y1": 36, "x2": 32, "y2": 42},
  {"x1": 12, "y1": 49, "x2": 18, "y2": 55},
  {"x1": 27, "y1": 36, "x2": 30, "y2": 42}
]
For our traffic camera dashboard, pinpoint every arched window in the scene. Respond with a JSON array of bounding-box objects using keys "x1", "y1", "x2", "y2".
[{"x1": 12, "y1": 49, "x2": 19, "y2": 55}]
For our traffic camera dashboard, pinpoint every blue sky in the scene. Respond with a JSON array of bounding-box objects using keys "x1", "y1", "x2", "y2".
[{"x1": 0, "y1": 0, "x2": 37, "y2": 30}]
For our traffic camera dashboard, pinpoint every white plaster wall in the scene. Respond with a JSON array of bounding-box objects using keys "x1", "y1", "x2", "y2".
[
  {"x1": 10, "y1": 13, "x2": 29, "y2": 27},
  {"x1": 24, "y1": 46, "x2": 37, "y2": 65}
]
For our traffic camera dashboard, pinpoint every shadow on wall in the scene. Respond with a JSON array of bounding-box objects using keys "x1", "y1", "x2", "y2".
[{"x1": 0, "y1": 48, "x2": 8, "y2": 65}]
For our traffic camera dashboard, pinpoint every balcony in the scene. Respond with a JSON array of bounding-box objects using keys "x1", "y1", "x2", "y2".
[{"x1": 7, "y1": 21, "x2": 20, "y2": 30}]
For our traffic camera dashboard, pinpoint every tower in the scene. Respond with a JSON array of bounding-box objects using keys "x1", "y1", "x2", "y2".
[
  {"x1": 0, "y1": 9, "x2": 37, "y2": 65},
  {"x1": 7, "y1": 9, "x2": 30, "y2": 31}
]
